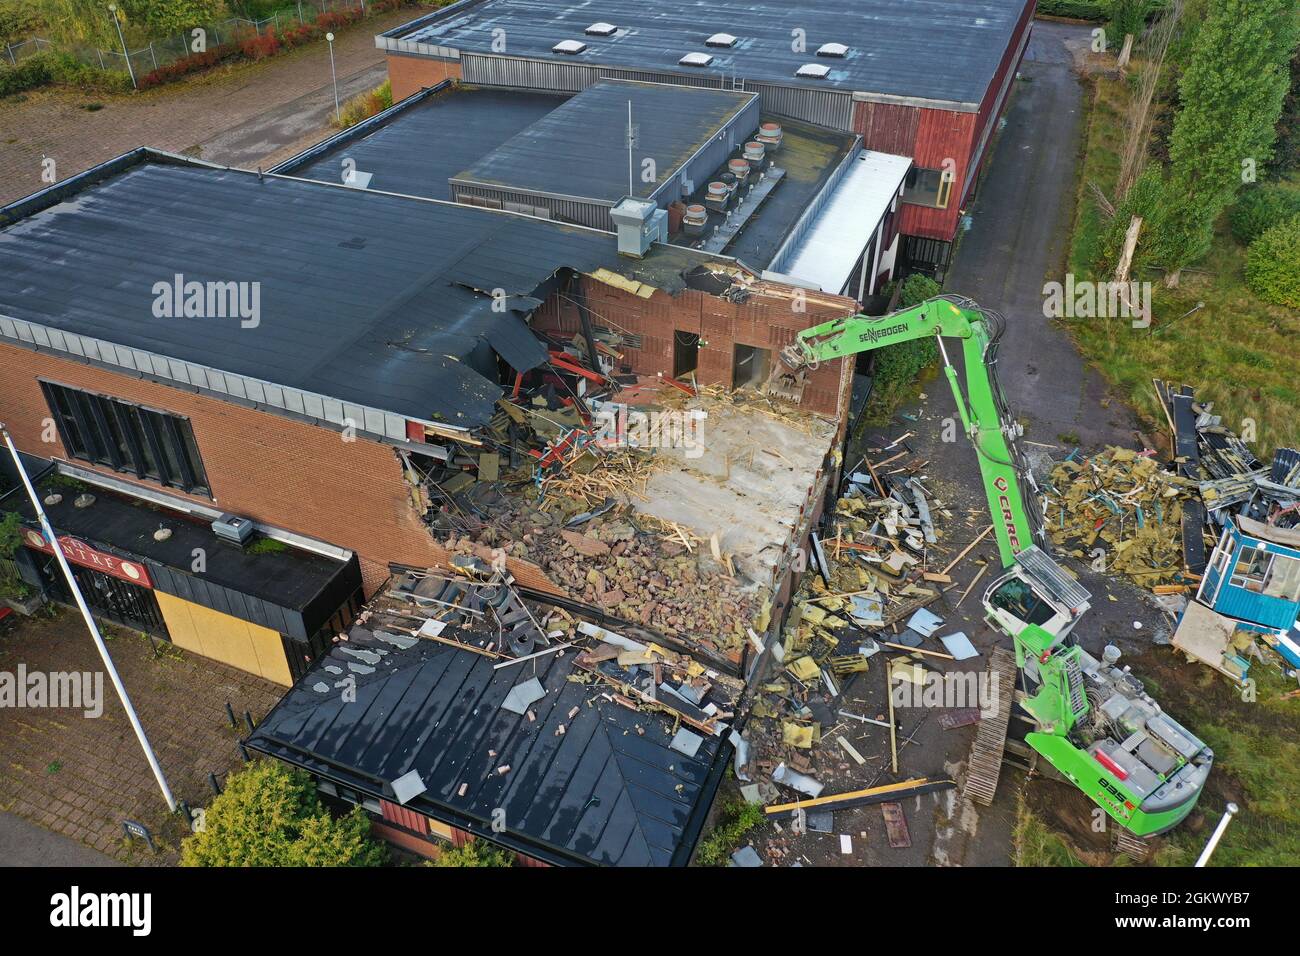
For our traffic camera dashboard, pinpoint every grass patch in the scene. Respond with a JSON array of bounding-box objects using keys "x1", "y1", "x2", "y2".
[
  {"x1": 245, "y1": 537, "x2": 288, "y2": 555},
  {"x1": 693, "y1": 797, "x2": 765, "y2": 866},
  {"x1": 1140, "y1": 656, "x2": 1300, "y2": 867},
  {"x1": 1012, "y1": 792, "x2": 1088, "y2": 866},
  {"x1": 1063, "y1": 73, "x2": 1300, "y2": 457}
]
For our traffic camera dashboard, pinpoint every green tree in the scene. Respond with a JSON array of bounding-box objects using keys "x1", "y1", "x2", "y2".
[
  {"x1": 181, "y1": 760, "x2": 388, "y2": 867},
  {"x1": 1244, "y1": 213, "x2": 1300, "y2": 308},
  {"x1": 1156, "y1": 0, "x2": 1299, "y2": 285},
  {"x1": 1106, "y1": 0, "x2": 1149, "y2": 41}
]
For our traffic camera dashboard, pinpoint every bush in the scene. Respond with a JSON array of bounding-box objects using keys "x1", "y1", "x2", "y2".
[
  {"x1": 337, "y1": 79, "x2": 393, "y2": 128},
  {"x1": 1244, "y1": 213, "x2": 1300, "y2": 308},
  {"x1": 1037, "y1": 0, "x2": 1108, "y2": 19},
  {"x1": 0, "y1": 51, "x2": 131, "y2": 96},
  {"x1": 181, "y1": 760, "x2": 387, "y2": 866},
  {"x1": 240, "y1": 28, "x2": 281, "y2": 60},
  {"x1": 1228, "y1": 185, "x2": 1300, "y2": 245},
  {"x1": 427, "y1": 840, "x2": 515, "y2": 867}
]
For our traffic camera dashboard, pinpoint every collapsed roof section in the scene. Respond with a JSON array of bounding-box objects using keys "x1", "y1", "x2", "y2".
[{"x1": 0, "y1": 149, "x2": 764, "y2": 441}]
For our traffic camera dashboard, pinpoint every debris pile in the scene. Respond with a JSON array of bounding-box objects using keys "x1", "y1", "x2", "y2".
[{"x1": 1043, "y1": 447, "x2": 1201, "y2": 588}]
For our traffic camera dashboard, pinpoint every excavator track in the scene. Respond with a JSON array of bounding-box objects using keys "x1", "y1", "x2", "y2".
[{"x1": 963, "y1": 645, "x2": 1017, "y2": 806}]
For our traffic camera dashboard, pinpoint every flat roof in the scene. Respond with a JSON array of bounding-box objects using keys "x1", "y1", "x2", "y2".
[
  {"x1": 673, "y1": 116, "x2": 859, "y2": 269},
  {"x1": 386, "y1": 0, "x2": 1031, "y2": 109},
  {"x1": 275, "y1": 83, "x2": 568, "y2": 200},
  {"x1": 452, "y1": 79, "x2": 756, "y2": 204},
  {"x1": 247, "y1": 616, "x2": 728, "y2": 866},
  {"x1": 0, "y1": 151, "x2": 740, "y2": 435},
  {"x1": 781, "y1": 149, "x2": 911, "y2": 292}
]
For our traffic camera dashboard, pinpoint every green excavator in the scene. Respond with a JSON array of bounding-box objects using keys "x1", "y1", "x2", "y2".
[{"x1": 767, "y1": 295, "x2": 1212, "y2": 837}]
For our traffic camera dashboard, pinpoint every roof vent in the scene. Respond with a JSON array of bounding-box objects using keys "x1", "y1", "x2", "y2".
[
  {"x1": 679, "y1": 51, "x2": 714, "y2": 67},
  {"x1": 795, "y1": 63, "x2": 831, "y2": 79},
  {"x1": 553, "y1": 39, "x2": 588, "y2": 54},
  {"x1": 706, "y1": 32, "x2": 738, "y2": 47},
  {"x1": 585, "y1": 22, "x2": 617, "y2": 36},
  {"x1": 816, "y1": 42, "x2": 849, "y2": 57}
]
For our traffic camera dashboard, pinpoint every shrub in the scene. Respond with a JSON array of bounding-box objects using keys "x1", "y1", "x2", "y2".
[
  {"x1": 694, "y1": 798, "x2": 766, "y2": 866},
  {"x1": 181, "y1": 760, "x2": 387, "y2": 866},
  {"x1": 337, "y1": 79, "x2": 393, "y2": 128},
  {"x1": 1228, "y1": 185, "x2": 1300, "y2": 245},
  {"x1": 0, "y1": 54, "x2": 52, "y2": 97},
  {"x1": 139, "y1": 47, "x2": 226, "y2": 88},
  {"x1": 240, "y1": 28, "x2": 281, "y2": 60},
  {"x1": 427, "y1": 840, "x2": 515, "y2": 867},
  {"x1": 1036, "y1": 0, "x2": 1108, "y2": 19},
  {"x1": 1244, "y1": 213, "x2": 1300, "y2": 308}
]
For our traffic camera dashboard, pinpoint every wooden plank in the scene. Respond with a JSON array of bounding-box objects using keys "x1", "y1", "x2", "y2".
[
  {"x1": 940, "y1": 525, "x2": 993, "y2": 575},
  {"x1": 881, "y1": 802, "x2": 912, "y2": 849}
]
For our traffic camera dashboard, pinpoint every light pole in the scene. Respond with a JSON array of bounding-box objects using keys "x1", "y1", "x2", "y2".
[
  {"x1": 1195, "y1": 802, "x2": 1239, "y2": 867},
  {"x1": 1, "y1": 426, "x2": 174, "y2": 812},
  {"x1": 326, "y1": 32, "x2": 340, "y2": 125},
  {"x1": 106, "y1": 3, "x2": 136, "y2": 90}
]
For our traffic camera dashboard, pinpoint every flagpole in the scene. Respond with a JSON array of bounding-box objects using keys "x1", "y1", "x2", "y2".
[{"x1": 1, "y1": 425, "x2": 175, "y2": 812}]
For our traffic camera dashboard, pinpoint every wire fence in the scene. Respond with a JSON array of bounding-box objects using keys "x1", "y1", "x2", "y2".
[{"x1": 3, "y1": 0, "x2": 379, "y2": 86}]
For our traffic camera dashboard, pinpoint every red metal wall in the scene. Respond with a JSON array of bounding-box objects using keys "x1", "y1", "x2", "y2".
[{"x1": 852, "y1": 0, "x2": 1036, "y2": 243}]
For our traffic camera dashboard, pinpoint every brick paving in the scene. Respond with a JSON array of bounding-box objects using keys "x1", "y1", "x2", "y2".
[
  {"x1": 0, "y1": 609, "x2": 282, "y2": 864},
  {"x1": 0, "y1": 6, "x2": 419, "y2": 205}
]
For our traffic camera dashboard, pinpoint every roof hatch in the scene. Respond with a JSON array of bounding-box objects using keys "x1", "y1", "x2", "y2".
[
  {"x1": 679, "y1": 51, "x2": 715, "y2": 67},
  {"x1": 553, "y1": 39, "x2": 588, "y2": 54},
  {"x1": 795, "y1": 63, "x2": 831, "y2": 79},
  {"x1": 816, "y1": 42, "x2": 849, "y2": 57},
  {"x1": 585, "y1": 22, "x2": 618, "y2": 36},
  {"x1": 706, "y1": 33, "x2": 738, "y2": 47}
]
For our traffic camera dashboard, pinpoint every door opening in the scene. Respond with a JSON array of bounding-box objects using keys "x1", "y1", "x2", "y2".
[
  {"x1": 672, "y1": 331, "x2": 699, "y2": 379},
  {"x1": 732, "y1": 344, "x2": 770, "y2": 389}
]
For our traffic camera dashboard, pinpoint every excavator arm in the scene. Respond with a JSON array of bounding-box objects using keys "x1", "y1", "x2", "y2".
[{"x1": 774, "y1": 296, "x2": 1045, "y2": 568}]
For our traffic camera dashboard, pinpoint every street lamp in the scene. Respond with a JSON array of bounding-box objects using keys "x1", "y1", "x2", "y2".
[
  {"x1": 326, "y1": 32, "x2": 340, "y2": 125},
  {"x1": 106, "y1": 3, "x2": 136, "y2": 90}
]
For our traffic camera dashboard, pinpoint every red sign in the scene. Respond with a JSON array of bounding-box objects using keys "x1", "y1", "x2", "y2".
[{"x1": 23, "y1": 529, "x2": 153, "y2": 588}]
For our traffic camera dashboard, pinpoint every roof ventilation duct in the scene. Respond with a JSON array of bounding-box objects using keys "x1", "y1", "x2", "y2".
[{"x1": 611, "y1": 197, "x2": 662, "y2": 259}]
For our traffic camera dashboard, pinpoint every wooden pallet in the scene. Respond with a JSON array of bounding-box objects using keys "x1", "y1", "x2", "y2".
[
  {"x1": 963, "y1": 645, "x2": 1017, "y2": 806},
  {"x1": 1112, "y1": 826, "x2": 1154, "y2": 862}
]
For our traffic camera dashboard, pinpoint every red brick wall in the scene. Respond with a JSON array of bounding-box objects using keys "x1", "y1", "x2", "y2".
[
  {"x1": 536, "y1": 279, "x2": 856, "y2": 417},
  {"x1": 0, "y1": 342, "x2": 557, "y2": 596},
  {"x1": 387, "y1": 53, "x2": 461, "y2": 102}
]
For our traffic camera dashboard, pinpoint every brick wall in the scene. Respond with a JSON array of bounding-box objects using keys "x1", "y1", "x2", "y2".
[
  {"x1": 0, "y1": 341, "x2": 556, "y2": 597},
  {"x1": 387, "y1": 53, "x2": 461, "y2": 102},
  {"x1": 535, "y1": 278, "x2": 856, "y2": 417}
]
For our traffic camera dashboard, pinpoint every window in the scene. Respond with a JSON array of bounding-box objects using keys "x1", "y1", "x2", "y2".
[
  {"x1": 39, "y1": 381, "x2": 210, "y2": 496},
  {"x1": 902, "y1": 166, "x2": 954, "y2": 209},
  {"x1": 1229, "y1": 546, "x2": 1270, "y2": 591}
]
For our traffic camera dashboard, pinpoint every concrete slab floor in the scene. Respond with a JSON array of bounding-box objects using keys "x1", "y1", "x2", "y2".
[{"x1": 636, "y1": 393, "x2": 838, "y2": 588}]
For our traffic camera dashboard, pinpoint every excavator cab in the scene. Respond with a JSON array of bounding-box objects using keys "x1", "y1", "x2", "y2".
[{"x1": 982, "y1": 546, "x2": 1092, "y2": 643}]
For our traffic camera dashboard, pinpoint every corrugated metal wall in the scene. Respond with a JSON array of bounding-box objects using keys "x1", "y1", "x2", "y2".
[
  {"x1": 766, "y1": 142, "x2": 861, "y2": 275},
  {"x1": 451, "y1": 182, "x2": 610, "y2": 229},
  {"x1": 748, "y1": 82, "x2": 853, "y2": 129},
  {"x1": 656, "y1": 93, "x2": 762, "y2": 204},
  {"x1": 460, "y1": 53, "x2": 853, "y2": 130}
]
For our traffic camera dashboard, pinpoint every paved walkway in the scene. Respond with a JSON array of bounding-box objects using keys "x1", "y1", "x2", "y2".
[
  {"x1": 0, "y1": 810, "x2": 119, "y2": 866},
  {"x1": 0, "y1": 610, "x2": 282, "y2": 864},
  {"x1": 0, "y1": 6, "x2": 417, "y2": 205}
]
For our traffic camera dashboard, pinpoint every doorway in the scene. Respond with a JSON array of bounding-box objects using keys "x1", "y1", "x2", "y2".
[
  {"x1": 673, "y1": 331, "x2": 699, "y2": 379},
  {"x1": 732, "y1": 344, "x2": 770, "y2": 389}
]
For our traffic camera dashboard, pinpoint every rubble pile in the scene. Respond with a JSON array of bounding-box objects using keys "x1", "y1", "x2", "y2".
[
  {"x1": 444, "y1": 493, "x2": 754, "y2": 655},
  {"x1": 1043, "y1": 447, "x2": 1201, "y2": 589}
]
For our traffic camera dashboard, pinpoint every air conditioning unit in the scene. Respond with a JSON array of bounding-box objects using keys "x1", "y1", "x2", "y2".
[{"x1": 212, "y1": 513, "x2": 255, "y2": 546}]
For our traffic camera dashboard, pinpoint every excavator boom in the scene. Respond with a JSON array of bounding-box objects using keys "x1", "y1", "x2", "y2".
[{"x1": 774, "y1": 296, "x2": 1045, "y2": 568}]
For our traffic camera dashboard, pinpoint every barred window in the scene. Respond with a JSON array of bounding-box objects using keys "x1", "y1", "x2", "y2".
[{"x1": 40, "y1": 381, "x2": 210, "y2": 497}]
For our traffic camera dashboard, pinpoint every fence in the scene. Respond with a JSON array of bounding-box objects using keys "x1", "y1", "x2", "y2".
[{"x1": 3, "y1": 0, "x2": 377, "y2": 87}]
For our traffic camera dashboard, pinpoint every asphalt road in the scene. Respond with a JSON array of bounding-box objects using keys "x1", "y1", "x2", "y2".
[
  {"x1": 0, "y1": 812, "x2": 119, "y2": 867},
  {"x1": 893, "y1": 19, "x2": 1167, "y2": 867}
]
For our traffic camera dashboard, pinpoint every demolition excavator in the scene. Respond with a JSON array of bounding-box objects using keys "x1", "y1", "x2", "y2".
[{"x1": 766, "y1": 295, "x2": 1212, "y2": 836}]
